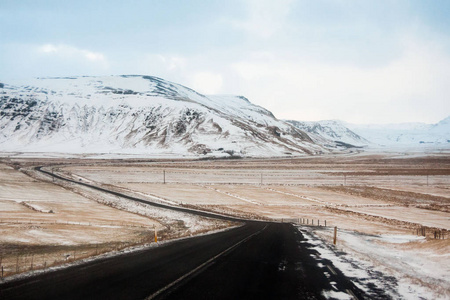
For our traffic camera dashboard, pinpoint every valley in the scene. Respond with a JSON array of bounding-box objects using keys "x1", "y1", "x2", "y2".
[{"x1": 1, "y1": 152, "x2": 449, "y2": 299}]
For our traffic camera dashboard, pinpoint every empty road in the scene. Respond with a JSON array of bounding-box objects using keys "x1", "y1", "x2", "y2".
[{"x1": 0, "y1": 166, "x2": 381, "y2": 299}]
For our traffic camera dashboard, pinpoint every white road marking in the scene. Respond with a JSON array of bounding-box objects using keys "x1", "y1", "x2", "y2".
[{"x1": 145, "y1": 225, "x2": 268, "y2": 300}]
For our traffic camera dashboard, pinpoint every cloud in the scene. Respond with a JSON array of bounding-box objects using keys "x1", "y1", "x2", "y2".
[
  {"x1": 232, "y1": 0, "x2": 294, "y2": 38},
  {"x1": 38, "y1": 44, "x2": 106, "y2": 62},
  {"x1": 232, "y1": 39, "x2": 450, "y2": 124},
  {"x1": 191, "y1": 72, "x2": 223, "y2": 95}
]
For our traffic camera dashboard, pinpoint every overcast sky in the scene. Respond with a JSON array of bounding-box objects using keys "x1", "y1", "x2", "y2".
[{"x1": 1, "y1": 0, "x2": 449, "y2": 124}]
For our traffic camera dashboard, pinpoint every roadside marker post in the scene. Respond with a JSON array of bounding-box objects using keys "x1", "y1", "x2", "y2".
[{"x1": 333, "y1": 227, "x2": 337, "y2": 245}]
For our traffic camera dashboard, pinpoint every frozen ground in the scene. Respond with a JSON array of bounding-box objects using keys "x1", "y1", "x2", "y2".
[
  {"x1": 1, "y1": 153, "x2": 448, "y2": 298},
  {"x1": 0, "y1": 162, "x2": 231, "y2": 277},
  {"x1": 301, "y1": 226, "x2": 449, "y2": 300},
  {"x1": 58, "y1": 153, "x2": 449, "y2": 298}
]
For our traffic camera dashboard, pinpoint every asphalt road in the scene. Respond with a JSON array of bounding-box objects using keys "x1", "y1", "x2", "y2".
[
  {"x1": 1, "y1": 222, "x2": 368, "y2": 300},
  {"x1": 0, "y1": 166, "x2": 373, "y2": 300}
]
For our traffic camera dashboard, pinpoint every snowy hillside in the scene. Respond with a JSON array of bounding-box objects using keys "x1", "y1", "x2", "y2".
[
  {"x1": 346, "y1": 117, "x2": 450, "y2": 148},
  {"x1": 285, "y1": 119, "x2": 370, "y2": 147},
  {"x1": 0, "y1": 75, "x2": 326, "y2": 157}
]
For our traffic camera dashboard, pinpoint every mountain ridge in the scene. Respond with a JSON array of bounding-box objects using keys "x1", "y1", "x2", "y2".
[{"x1": 0, "y1": 75, "x2": 324, "y2": 157}]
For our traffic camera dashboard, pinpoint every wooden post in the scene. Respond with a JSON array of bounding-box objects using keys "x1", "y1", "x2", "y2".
[
  {"x1": 318, "y1": 220, "x2": 320, "y2": 226},
  {"x1": 325, "y1": 220, "x2": 327, "y2": 227},
  {"x1": 333, "y1": 227, "x2": 337, "y2": 245}
]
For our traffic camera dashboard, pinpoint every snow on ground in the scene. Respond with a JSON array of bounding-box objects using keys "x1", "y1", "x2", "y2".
[
  {"x1": 301, "y1": 226, "x2": 450, "y2": 300},
  {"x1": 0, "y1": 162, "x2": 233, "y2": 278},
  {"x1": 1, "y1": 154, "x2": 448, "y2": 294}
]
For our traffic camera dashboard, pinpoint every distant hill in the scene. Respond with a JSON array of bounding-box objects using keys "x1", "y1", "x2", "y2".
[
  {"x1": 0, "y1": 75, "x2": 327, "y2": 157},
  {"x1": 345, "y1": 117, "x2": 450, "y2": 147},
  {"x1": 285, "y1": 119, "x2": 369, "y2": 147}
]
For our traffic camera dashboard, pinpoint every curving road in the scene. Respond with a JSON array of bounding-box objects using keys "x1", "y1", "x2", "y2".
[{"x1": 0, "y1": 167, "x2": 375, "y2": 300}]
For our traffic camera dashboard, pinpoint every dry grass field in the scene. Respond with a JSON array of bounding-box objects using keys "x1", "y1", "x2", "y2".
[
  {"x1": 59, "y1": 154, "x2": 449, "y2": 231},
  {"x1": 57, "y1": 153, "x2": 450, "y2": 297},
  {"x1": 0, "y1": 161, "x2": 230, "y2": 278},
  {"x1": 1, "y1": 152, "x2": 449, "y2": 296}
]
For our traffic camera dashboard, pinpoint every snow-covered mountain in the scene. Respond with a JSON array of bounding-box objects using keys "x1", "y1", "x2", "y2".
[
  {"x1": 346, "y1": 118, "x2": 450, "y2": 147},
  {"x1": 0, "y1": 75, "x2": 326, "y2": 157},
  {"x1": 285, "y1": 119, "x2": 369, "y2": 147}
]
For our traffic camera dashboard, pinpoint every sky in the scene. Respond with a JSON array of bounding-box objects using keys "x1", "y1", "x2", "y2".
[{"x1": 1, "y1": 0, "x2": 449, "y2": 124}]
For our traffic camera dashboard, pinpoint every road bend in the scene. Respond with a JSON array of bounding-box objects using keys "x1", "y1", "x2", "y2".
[{"x1": 0, "y1": 166, "x2": 372, "y2": 300}]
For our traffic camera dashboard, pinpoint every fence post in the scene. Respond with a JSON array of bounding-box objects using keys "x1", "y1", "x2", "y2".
[
  {"x1": 325, "y1": 220, "x2": 327, "y2": 227},
  {"x1": 333, "y1": 227, "x2": 337, "y2": 245}
]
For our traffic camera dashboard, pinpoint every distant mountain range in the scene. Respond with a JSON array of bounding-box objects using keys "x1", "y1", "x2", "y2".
[
  {"x1": 345, "y1": 118, "x2": 450, "y2": 147},
  {"x1": 1, "y1": 75, "x2": 447, "y2": 157},
  {"x1": 287, "y1": 118, "x2": 449, "y2": 148},
  {"x1": 285, "y1": 120, "x2": 369, "y2": 147},
  {"x1": 0, "y1": 75, "x2": 327, "y2": 157}
]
